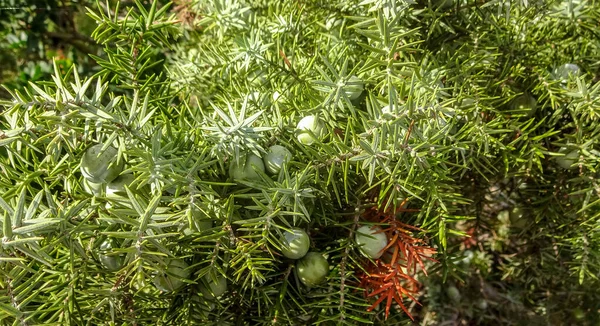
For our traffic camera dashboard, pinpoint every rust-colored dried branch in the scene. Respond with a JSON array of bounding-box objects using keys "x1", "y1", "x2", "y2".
[
  {"x1": 173, "y1": 0, "x2": 200, "y2": 27},
  {"x1": 357, "y1": 207, "x2": 438, "y2": 320}
]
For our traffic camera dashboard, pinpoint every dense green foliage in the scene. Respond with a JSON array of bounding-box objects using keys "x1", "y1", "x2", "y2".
[
  {"x1": 1, "y1": 0, "x2": 600, "y2": 324},
  {"x1": 0, "y1": 0, "x2": 100, "y2": 98}
]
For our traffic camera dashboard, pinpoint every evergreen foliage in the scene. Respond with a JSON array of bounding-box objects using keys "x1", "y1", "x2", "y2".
[
  {"x1": 1, "y1": 0, "x2": 599, "y2": 324},
  {"x1": 0, "y1": 0, "x2": 100, "y2": 98}
]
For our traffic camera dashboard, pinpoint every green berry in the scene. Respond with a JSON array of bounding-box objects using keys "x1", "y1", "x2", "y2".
[
  {"x1": 263, "y1": 145, "x2": 292, "y2": 175},
  {"x1": 106, "y1": 174, "x2": 136, "y2": 197},
  {"x1": 80, "y1": 144, "x2": 124, "y2": 183},
  {"x1": 200, "y1": 274, "x2": 228, "y2": 300},
  {"x1": 280, "y1": 228, "x2": 310, "y2": 259},
  {"x1": 229, "y1": 154, "x2": 265, "y2": 180},
  {"x1": 446, "y1": 285, "x2": 461, "y2": 303},
  {"x1": 510, "y1": 93, "x2": 537, "y2": 118},
  {"x1": 296, "y1": 252, "x2": 329, "y2": 287},
  {"x1": 554, "y1": 63, "x2": 581, "y2": 82},
  {"x1": 153, "y1": 259, "x2": 190, "y2": 292},
  {"x1": 82, "y1": 179, "x2": 103, "y2": 196},
  {"x1": 98, "y1": 239, "x2": 124, "y2": 271},
  {"x1": 555, "y1": 147, "x2": 579, "y2": 169},
  {"x1": 510, "y1": 207, "x2": 528, "y2": 229},
  {"x1": 191, "y1": 204, "x2": 213, "y2": 231},
  {"x1": 343, "y1": 75, "x2": 364, "y2": 100},
  {"x1": 296, "y1": 116, "x2": 325, "y2": 145},
  {"x1": 476, "y1": 298, "x2": 488, "y2": 310},
  {"x1": 355, "y1": 225, "x2": 388, "y2": 259}
]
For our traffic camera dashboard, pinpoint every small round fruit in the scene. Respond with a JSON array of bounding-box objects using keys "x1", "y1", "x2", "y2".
[
  {"x1": 555, "y1": 147, "x2": 579, "y2": 169},
  {"x1": 573, "y1": 307, "x2": 585, "y2": 320},
  {"x1": 296, "y1": 116, "x2": 325, "y2": 145},
  {"x1": 82, "y1": 179, "x2": 103, "y2": 196},
  {"x1": 325, "y1": 15, "x2": 343, "y2": 30},
  {"x1": 98, "y1": 239, "x2": 124, "y2": 271},
  {"x1": 280, "y1": 228, "x2": 310, "y2": 259},
  {"x1": 381, "y1": 105, "x2": 403, "y2": 118},
  {"x1": 381, "y1": 105, "x2": 391, "y2": 115},
  {"x1": 191, "y1": 204, "x2": 213, "y2": 231},
  {"x1": 272, "y1": 91, "x2": 283, "y2": 102},
  {"x1": 381, "y1": 104, "x2": 405, "y2": 116},
  {"x1": 509, "y1": 207, "x2": 528, "y2": 229},
  {"x1": 153, "y1": 259, "x2": 190, "y2": 292},
  {"x1": 263, "y1": 145, "x2": 292, "y2": 175},
  {"x1": 200, "y1": 274, "x2": 228, "y2": 300},
  {"x1": 343, "y1": 75, "x2": 364, "y2": 100},
  {"x1": 247, "y1": 91, "x2": 271, "y2": 108},
  {"x1": 476, "y1": 298, "x2": 488, "y2": 310},
  {"x1": 446, "y1": 285, "x2": 461, "y2": 303},
  {"x1": 554, "y1": 63, "x2": 581, "y2": 82},
  {"x1": 187, "y1": 48, "x2": 199, "y2": 61},
  {"x1": 296, "y1": 252, "x2": 329, "y2": 287},
  {"x1": 247, "y1": 69, "x2": 267, "y2": 86},
  {"x1": 80, "y1": 144, "x2": 124, "y2": 183},
  {"x1": 355, "y1": 225, "x2": 388, "y2": 259},
  {"x1": 511, "y1": 93, "x2": 537, "y2": 117},
  {"x1": 229, "y1": 154, "x2": 265, "y2": 181},
  {"x1": 197, "y1": 300, "x2": 215, "y2": 319},
  {"x1": 460, "y1": 250, "x2": 474, "y2": 266},
  {"x1": 106, "y1": 174, "x2": 136, "y2": 197}
]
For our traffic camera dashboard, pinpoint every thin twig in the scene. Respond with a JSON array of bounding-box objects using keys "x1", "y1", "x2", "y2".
[{"x1": 338, "y1": 200, "x2": 362, "y2": 321}]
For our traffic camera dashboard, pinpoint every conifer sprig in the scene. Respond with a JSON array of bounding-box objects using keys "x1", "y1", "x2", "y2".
[{"x1": 1, "y1": 0, "x2": 599, "y2": 324}]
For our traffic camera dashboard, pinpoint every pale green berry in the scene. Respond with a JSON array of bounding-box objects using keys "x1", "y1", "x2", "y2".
[
  {"x1": 229, "y1": 154, "x2": 265, "y2": 180},
  {"x1": 511, "y1": 93, "x2": 537, "y2": 118},
  {"x1": 555, "y1": 147, "x2": 579, "y2": 169},
  {"x1": 82, "y1": 179, "x2": 103, "y2": 196},
  {"x1": 80, "y1": 144, "x2": 124, "y2": 183},
  {"x1": 106, "y1": 174, "x2": 136, "y2": 197},
  {"x1": 296, "y1": 252, "x2": 329, "y2": 287},
  {"x1": 355, "y1": 225, "x2": 388, "y2": 259},
  {"x1": 200, "y1": 274, "x2": 228, "y2": 300},
  {"x1": 296, "y1": 116, "x2": 325, "y2": 145},
  {"x1": 446, "y1": 285, "x2": 461, "y2": 303},
  {"x1": 280, "y1": 228, "x2": 310, "y2": 259},
  {"x1": 343, "y1": 75, "x2": 364, "y2": 100},
  {"x1": 153, "y1": 259, "x2": 190, "y2": 292},
  {"x1": 554, "y1": 63, "x2": 581, "y2": 82},
  {"x1": 98, "y1": 239, "x2": 124, "y2": 271},
  {"x1": 263, "y1": 145, "x2": 292, "y2": 175}
]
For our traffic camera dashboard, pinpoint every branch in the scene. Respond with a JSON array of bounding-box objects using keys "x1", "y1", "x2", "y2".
[
  {"x1": 338, "y1": 200, "x2": 362, "y2": 322},
  {"x1": 44, "y1": 31, "x2": 98, "y2": 56},
  {"x1": 6, "y1": 275, "x2": 28, "y2": 326}
]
